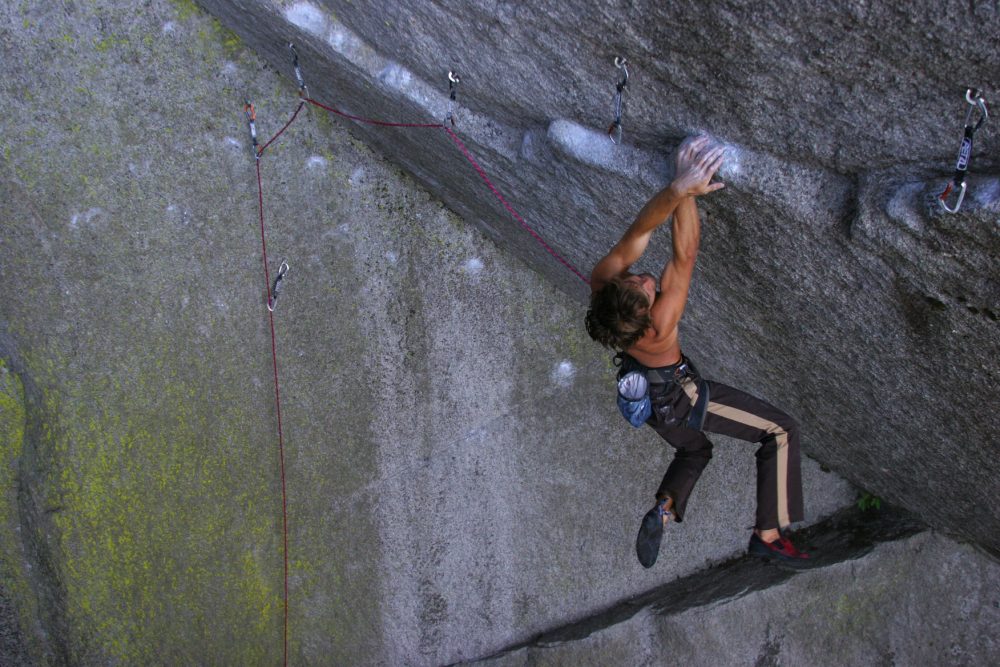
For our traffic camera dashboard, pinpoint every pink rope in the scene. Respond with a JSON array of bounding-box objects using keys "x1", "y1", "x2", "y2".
[
  {"x1": 301, "y1": 97, "x2": 589, "y2": 284},
  {"x1": 440, "y1": 126, "x2": 591, "y2": 285}
]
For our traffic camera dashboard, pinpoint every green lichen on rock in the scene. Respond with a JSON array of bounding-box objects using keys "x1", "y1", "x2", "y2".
[
  {"x1": 0, "y1": 359, "x2": 41, "y2": 664},
  {"x1": 36, "y1": 351, "x2": 286, "y2": 664},
  {"x1": 0, "y1": 360, "x2": 25, "y2": 481}
]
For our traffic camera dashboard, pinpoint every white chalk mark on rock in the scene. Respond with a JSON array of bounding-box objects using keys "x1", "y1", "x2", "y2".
[
  {"x1": 377, "y1": 63, "x2": 412, "y2": 90},
  {"x1": 307, "y1": 155, "x2": 328, "y2": 170},
  {"x1": 349, "y1": 167, "x2": 366, "y2": 187},
  {"x1": 463, "y1": 257, "x2": 484, "y2": 276},
  {"x1": 385, "y1": 251, "x2": 399, "y2": 264},
  {"x1": 285, "y1": 2, "x2": 327, "y2": 36},
  {"x1": 551, "y1": 361, "x2": 576, "y2": 387},
  {"x1": 886, "y1": 182, "x2": 926, "y2": 233},
  {"x1": 548, "y1": 120, "x2": 615, "y2": 169},
  {"x1": 717, "y1": 144, "x2": 743, "y2": 179},
  {"x1": 971, "y1": 178, "x2": 1000, "y2": 209},
  {"x1": 69, "y1": 208, "x2": 104, "y2": 230},
  {"x1": 547, "y1": 119, "x2": 648, "y2": 181}
]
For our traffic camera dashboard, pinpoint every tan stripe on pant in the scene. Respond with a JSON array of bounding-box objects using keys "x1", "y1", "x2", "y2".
[
  {"x1": 699, "y1": 391, "x2": 791, "y2": 527},
  {"x1": 704, "y1": 400, "x2": 791, "y2": 528}
]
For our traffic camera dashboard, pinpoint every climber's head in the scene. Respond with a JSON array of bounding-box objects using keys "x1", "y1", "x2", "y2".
[{"x1": 585, "y1": 274, "x2": 654, "y2": 350}]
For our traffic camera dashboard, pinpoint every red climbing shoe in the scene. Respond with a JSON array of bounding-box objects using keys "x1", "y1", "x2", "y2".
[{"x1": 748, "y1": 532, "x2": 811, "y2": 567}]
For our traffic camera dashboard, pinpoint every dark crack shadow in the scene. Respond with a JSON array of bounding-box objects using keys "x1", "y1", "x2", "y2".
[
  {"x1": 462, "y1": 504, "x2": 924, "y2": 664},
  {"x1": 0, "y1": 326, "x2": 71, "y2": 666}
]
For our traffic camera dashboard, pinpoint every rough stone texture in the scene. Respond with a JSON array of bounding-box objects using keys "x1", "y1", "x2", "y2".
[
  {"x1": 0, "y1": 357, "x2": 35, "y2": 666},
  {"x1": 194, "y1": 0, "x2": 1000, "y2": 556},
  {"x1": 0, "y1": 0, "x2": 996, "y2": 664},
  {"x1": 475, "y1": 507, "x2": 1000, "y2": 667},
  {"x1": 0, "y1": 0, "x2": 853, "y2": 664}
]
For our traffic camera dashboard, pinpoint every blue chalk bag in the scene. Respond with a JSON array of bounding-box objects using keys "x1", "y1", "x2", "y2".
[{"x1": 617, "y1": 370, "x2": 651, "y2": 427}]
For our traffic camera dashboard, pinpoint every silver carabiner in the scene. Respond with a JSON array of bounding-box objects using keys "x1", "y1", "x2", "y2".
[
  {"x1": 446, "y1": 70, "x2": 460, "y2": 126},
  {"x1": 608, "y1": 57, "x2": 629, "y2": 144},
  {"x1": 288, "y1": 43, "x2": 308, "y2": 98},
  {"x1": 964, "y1": 88, "x2": 988, "y2": 131},
  {"x1": 267, "y1": 260, "x2": 289, "y2": 312},
  {"x1": 939, "y1": 181, "x2": 966, "y2": 214},
  {"x1": 243, "y1": 99, "x2": 260, "y2": 160},
  {"x1": 614, "y1": 56, "x2": 629, "y2": 81}
]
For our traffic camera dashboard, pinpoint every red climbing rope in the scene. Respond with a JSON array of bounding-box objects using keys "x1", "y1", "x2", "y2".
[
  {"x1": 301, "y1": 97, "x2": 590, "y2": 284},
  {"x1": 259, "y1": 100, "x2": 306, "y2": 156},
  {"x1": 439, "y1": 126, "x2": 591, "y2": 285},
  {"x1": 246, "y1": 88, "x2": 591, "y2": 666},
  {"x1": 305, "y1": 97, "x2": 444, "y2": 129},
  {"x1": 253, "y1": 127, "x2": 293, "y2": 667}
]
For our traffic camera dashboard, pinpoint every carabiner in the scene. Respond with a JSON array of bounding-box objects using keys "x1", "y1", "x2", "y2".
[
  {"x1": 288, "y1": 43, "x2": 308, "y2": 98},
  {"x1": 244, "y1": 99, "x2": 260, "y2": 160},
  {"x1": 614, "y1": 56, "x2": 630, "y2": 86},
  {"x1": 965, "y1": 88, "x2": 989, "y2": 130},
  {"x1": 267, "y1": 260, "x2": 289, "y2": 312},
  {"x1": 938, "y1": 181, "x2": 967, "y2": 214},
  {"x1": 608, "y1": 57, "x2": 629, "y2": 144},
  {"x1": 938, "y1": 88, "x2": 989, "y2": 213},
  {"x1": 446, "y1": 70, "x2": 460, "y2": 126},
  {"x1": 607, "y1": 120, "x2": 623, "y2": 145}
]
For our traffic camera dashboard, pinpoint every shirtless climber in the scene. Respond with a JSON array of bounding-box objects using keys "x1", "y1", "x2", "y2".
[{"x1": 585, "y1": 135, "x2": 810, "y2": 568}]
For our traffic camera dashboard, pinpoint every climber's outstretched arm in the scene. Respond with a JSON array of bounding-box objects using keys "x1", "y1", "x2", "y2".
[
  {"x1": 649, "y1": 195, "x2": 700, "y2": 334},
  {"x1": 590, "y1": 136, "x2": 725, "y2": 291}
]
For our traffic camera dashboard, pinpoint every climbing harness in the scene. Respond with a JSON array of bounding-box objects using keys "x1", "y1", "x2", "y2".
[
  {"x1": 267, "y1": 260, "x2": 289, "y2": 312},
  {"x1": 938, "y1": 88, "x2": 989, "y2": 213},
  {"x1": 607, "y1": 57, "x2": 629, "y2": 144},
  {"x1": 243, "y1": 99, "x2": 259, "y2": 159},
  {"x1": 446, "y1": 70, "x2": 459, "y2": 126},
  {"x1": 615, "y1": 352, "x2": 710, "y2": 431},
  {"x1": 288, "y1": 43, "x2": 308, "y2": 99}
]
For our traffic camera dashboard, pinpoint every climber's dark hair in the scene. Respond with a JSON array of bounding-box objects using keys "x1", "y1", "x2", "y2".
[{"x1": 585, "y1": 277, "x2": 651, "y2": 350}]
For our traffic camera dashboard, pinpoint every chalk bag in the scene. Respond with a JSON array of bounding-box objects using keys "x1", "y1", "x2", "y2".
[{"x1": 617, "y1": 370, "x2": 651, "y2": 427}]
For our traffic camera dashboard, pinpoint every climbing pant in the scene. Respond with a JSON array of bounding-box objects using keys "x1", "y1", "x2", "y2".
[{"x1": 647, "y1": 372, "x2": 804, "y2": 531}]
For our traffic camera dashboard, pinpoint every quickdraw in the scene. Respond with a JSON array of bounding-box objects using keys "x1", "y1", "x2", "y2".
[
  {"x1": 267, "y1": 260, "x2": 289, "y2": 312},
  {"x1": 244, "y1": 98, "x2": 260, "y2": 160},
  {"x1": 288, "y1": 43, "x2": 308, "y2": 99},
  {"x1": 607, "y1": 57, "x2": 629, "y2": 144},
  {"x1": 446, "y1": 70, "x2": 460, "y2": 126},
  {"x1": 938, "y1": 88, "x2": 989, "y2": 213}
]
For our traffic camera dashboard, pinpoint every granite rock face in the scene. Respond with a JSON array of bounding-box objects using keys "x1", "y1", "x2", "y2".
[
  {"x1": 0, "y1": 0, "x2": 852, "y2": 663},
  {"x1": 0, "y1": 0, "x2": 997, "y2": 664},
  {"x1": 195, "y1": 0, "x2": 1000, "y2": 554}
]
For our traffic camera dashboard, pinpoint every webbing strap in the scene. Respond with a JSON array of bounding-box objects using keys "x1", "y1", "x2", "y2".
[{"x1": 687, "y1": 378, "x2": 710, "y2": 431}]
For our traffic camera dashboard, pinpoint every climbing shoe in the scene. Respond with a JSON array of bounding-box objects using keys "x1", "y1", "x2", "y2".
[
  {"x1": 747, "y1": 532, "x2": 811, "y2": 567},
  {"x1": 635, "y1": 499, "x2": 671, "y2": 568}
]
